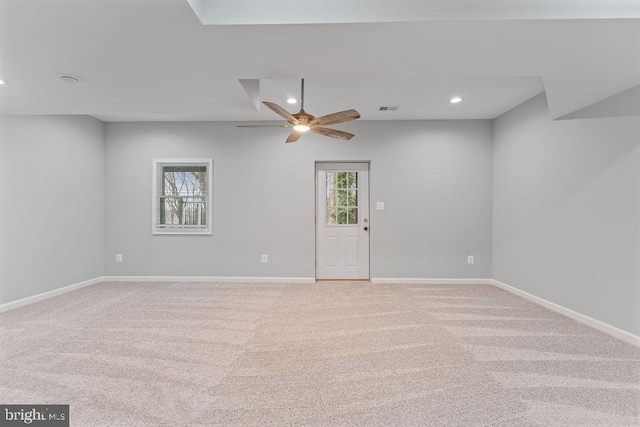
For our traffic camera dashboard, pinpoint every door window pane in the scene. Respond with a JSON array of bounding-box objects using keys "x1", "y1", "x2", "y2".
[
  {"x1": 326, "y1": 207, "x2": 337, "y2": 225},
  {"x1": 337, "y1": 189, "x2": 348, "y2": 206},
  {"x1": 347, "y1": 172, "x2": 357, "y2": 189},
  {"x1": 347, "y1": 189, "x2": 357, "y2": 207},
  {"x1": 337, "y1": 208, "x2": 348, "y2": 224},
  {"x1": 326, "y1": 171, "x2": 358, "y2": 225},
  {"x1": 326, "y1": 187, "x2": 336, "y2": 208},
  {"x1": 326, "y1": 172, "x2": 335, "y2": 190},
  {"x1": 347, "y1": 208, "x2": 357, "y2": 224}
]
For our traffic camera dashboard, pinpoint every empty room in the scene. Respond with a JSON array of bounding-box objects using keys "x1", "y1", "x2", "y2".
[{"x1": 1, "y1": 1, "x2": 639, "y2": 425}]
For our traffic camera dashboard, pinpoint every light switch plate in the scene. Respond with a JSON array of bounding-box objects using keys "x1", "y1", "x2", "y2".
[{"x1": 376, "y1": 202, "x2": 385, "y2": 210}]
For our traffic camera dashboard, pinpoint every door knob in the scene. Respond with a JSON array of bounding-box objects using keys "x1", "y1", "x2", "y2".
[{"x1": 364, "y1": 226, "x2": 368, "y2": 231}]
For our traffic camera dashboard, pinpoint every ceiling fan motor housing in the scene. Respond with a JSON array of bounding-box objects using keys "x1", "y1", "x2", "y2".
[{"x1": 294, "y1": 110, "x2": 315, "y2": 126}]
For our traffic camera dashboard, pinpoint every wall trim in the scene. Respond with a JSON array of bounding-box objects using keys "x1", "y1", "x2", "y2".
[
  {"x1": 371, "y1": 278, "x2": 493, "y2": 284},
  {"x1": 102, "y1": 276, "x2": 317, "y2": 284},
  {"x1": 492, "y1": 279, "x2": 640, "y2": 348},
  {"x1": 0, "y1": 276, "x2": 104, "y2": 314}
]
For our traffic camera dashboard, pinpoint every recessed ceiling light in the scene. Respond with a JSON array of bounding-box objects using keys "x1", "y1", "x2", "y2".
[
  {"x1": 287, "y1": 98, "x2": 297, "y2": 104},
  {"x1": 450, "y1": 97, "x2": 462, "y2": 104}
]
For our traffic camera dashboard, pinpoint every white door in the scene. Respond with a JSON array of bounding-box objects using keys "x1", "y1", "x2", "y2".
[{"x1": 316, "y1": 162, "x2": 370, "y2": 280}]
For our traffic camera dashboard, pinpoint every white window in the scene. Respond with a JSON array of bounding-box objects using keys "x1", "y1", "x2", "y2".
[{"x1": 152, "y1": 159, "x2": 212, "y2": 235}]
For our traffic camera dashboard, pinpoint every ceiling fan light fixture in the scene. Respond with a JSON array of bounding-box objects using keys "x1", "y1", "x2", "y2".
[
  {"x1": 450, "y1": 96, "x2": 462, "y2": 104},
  {"x1": 293, "y1": 124, "x2": 310, "y2": 132},
  {"x1": 286, "y1": 98, "x2": 297, "y2": 104}
]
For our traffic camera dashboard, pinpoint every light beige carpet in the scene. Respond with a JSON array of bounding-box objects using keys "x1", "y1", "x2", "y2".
[{"x1": 0, "y1": 281, "x2": 638, "y2": 426}]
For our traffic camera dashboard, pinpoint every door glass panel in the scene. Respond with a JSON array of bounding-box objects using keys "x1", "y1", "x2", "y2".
[
  {"x1": 337, "y1": 208, "x2": 348, "y2": 224},
  {"x1": 326, "y1": 172, "x2": 335, "y2": 190},
  {"x1": 347, "y1": 189, "x2": 357, "y2": 207},
  {"x1": 326, "y1": 171, "x2": 358, "y2": 225},
  {"x1": 337, "y1": 189, "x2": 348, "y2": 206},
  {"x1": 326, "y1": 187, "x2": 336, "y2": 208},
  {"x1": 347, "y1": 208, "x2": 357, "y2": 224},
  {"x1": 347, "y1": 172, "x2": 357, "y2": 189},
  {"x1": 326, "y1": 207, "x2": 337, "y2": 225}
]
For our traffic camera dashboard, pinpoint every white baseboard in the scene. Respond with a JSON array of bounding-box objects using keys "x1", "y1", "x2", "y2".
[
  {"x1": 102, "y1": 276, "x2": 316, "y2": 284},
  {"x1": 371, "y1": 278, "x2": 493, "y2": 284},
  {"x1": 0, "y1": 276, "x2": 104, "y2": 314},
  {"x1": 492, "y1": 279, "x2": 640, "y2": 348}
]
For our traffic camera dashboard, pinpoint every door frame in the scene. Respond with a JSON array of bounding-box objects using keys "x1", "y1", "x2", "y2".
[{"x1": 314, "y1": 161, "x2": 371, "y2": 281}]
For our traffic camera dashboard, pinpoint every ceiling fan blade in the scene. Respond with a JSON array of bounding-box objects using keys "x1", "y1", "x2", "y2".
[
  {"x1": 309, "y1": 109, "x2": 360, "y2": 127},
  {"x1": 311, "y1": 127, "x2": 355, "y2": 140},
  {"x1": 263, "y1": 101, "x2": 299, "y2": 124},
  {"x1": 236, "y1": 124, "x2": 291, "y2": 128},
  {"x1": 286, "y1": 130, "x2": 303, "y2": 143}
]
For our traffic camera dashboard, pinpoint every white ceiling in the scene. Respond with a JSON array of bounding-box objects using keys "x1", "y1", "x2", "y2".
[
  {"x1": 190, "y1": 0, "x2": 640, "y2": 25},
  {"x1": 0, "y1": 0, "x2": 638, "y2": 122},
  {"x1": 90, "y1": 77, "x2": 545, "y2": 122}
]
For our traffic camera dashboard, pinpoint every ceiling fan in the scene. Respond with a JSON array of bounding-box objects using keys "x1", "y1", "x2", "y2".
[{"x1": 237, "y1": 79, "x2": 360, "y2": 143}]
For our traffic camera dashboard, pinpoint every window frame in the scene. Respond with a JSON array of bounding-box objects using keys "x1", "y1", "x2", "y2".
[{"x1": 152, "y1": 158, "x2": 213, "y2": 235}]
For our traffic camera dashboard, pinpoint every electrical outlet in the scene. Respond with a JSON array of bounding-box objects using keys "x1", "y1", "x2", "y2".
[
  {"x1": 467, "y1": 255, "x2": 474, "y2": 265},
  {"x1": 261, "y1": 254, "x2": 268, "y2": 263},
  {"x1": 376, "y1": 202, "x2": 385, "y2": 211},
  {"x1": 116, "y1": 254, "x2": 123, "y2": 263}
]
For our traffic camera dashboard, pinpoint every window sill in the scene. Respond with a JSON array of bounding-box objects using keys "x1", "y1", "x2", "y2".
[{"x1": 152, "y1": 229, "x2": 212, "y2": 236}]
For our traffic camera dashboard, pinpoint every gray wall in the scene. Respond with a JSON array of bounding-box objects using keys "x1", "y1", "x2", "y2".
[
  {"x1": 104, "y1": 120, "x2": 493, "y2": 279},
  {"x1": 493, "y1": 93, "x2": 640, "y2": 335},
  {"x1": 0, "y1": 115, "x2": 104, "y2": 305}
]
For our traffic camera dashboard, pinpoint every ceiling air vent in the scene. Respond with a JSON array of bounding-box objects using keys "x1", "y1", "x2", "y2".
[
  {"x1": 378, "y1": 105, "x2": 399, "y2": 111},
  {"x1": 60, "y1": 75, "x2": 81, "y2": 85}
]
